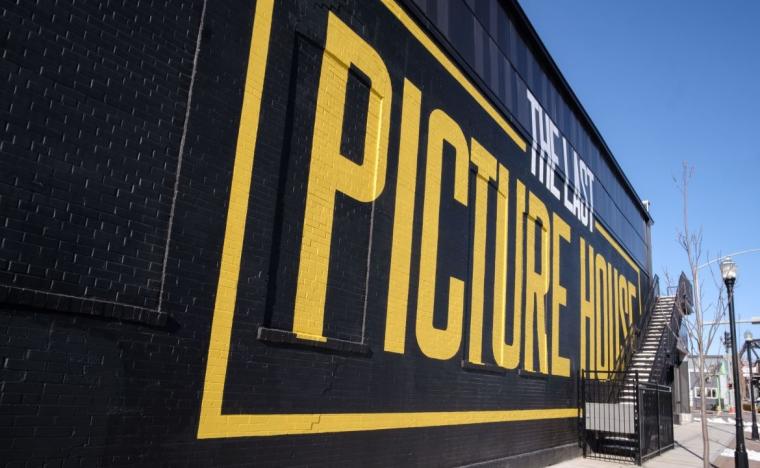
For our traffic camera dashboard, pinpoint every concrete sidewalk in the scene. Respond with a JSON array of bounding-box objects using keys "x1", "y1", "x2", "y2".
[
  {"x1": 549, "y1": 415, "x2": 748, "y2": 467},
  {"x1": 702, "y1": 415, "x2": 760, "y2": 468}
]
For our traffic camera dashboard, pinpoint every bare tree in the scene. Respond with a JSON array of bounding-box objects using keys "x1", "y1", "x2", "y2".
[{"x1": 675, "y1": 161, "x2": 726, "y2": 468}]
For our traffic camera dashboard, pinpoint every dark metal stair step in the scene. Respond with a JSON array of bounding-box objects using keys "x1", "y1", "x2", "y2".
[
  {"x1": 596, "y1": 439, "x2": 639, "y2": 457},
  {"x1": 599, "y1": 435, "x2": 638, "y2": 447}
]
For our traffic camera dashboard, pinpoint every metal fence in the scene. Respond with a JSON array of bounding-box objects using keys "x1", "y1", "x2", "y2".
[
  {"x1": 638, "y1": 383, "x2": 674, "y2": 462},
  {"x1": 581, "y1": 370, "x2": 639, "y2": 463},
  {"x1": 581, "y1": 371, "x2": 674, "y2": 465}
]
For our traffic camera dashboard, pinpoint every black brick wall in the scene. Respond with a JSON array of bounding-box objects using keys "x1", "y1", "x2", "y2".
[
  {"x1": 0, "y1": 0, "x2": 201, "y2": 323},
  {"x1": 0, "y1": 1, "x2": 643, "y2": 466}
]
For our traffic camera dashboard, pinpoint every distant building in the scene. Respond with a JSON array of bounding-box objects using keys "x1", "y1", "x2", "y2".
[{"x1": 689, "y1": 355, "x2": 731, "y2": 411}]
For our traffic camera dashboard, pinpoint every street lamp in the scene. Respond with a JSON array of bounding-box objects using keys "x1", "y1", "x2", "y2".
[
  {"x1": 721, "y1": 256, "x2": 749, "y2": 468},
  {"x1": 745, "y1": 330, "x2": 759, "y2": 440}
]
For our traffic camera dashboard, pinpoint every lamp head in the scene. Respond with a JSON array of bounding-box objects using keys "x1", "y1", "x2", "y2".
[
  {"x1": 720, "y1": 256, "x2": 737, "y2": 282},
  {"x1": 746, "y1": 330, "x2": 754, "y2": 342}
]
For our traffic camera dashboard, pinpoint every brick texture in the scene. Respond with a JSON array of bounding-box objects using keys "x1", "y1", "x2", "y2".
[{"x1": 0, "y1": 0, "x2": 648, "y2": 466}]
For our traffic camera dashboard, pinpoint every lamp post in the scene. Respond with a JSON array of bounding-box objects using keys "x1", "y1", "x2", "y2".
[
  {"x1": 721, "y1": 256, "x2": 749, "y2": 468},
  {"x1": 745, "y1": 331, "x2": 759, "y2": 440}
]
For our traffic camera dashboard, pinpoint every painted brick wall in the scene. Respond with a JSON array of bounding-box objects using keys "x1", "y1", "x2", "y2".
[
  {"x1": 0, "y1": 0, "x2": 203, "y2": 323},
  {"x1": 0, "y1": 1, "x2": 646, "y2": 466}
]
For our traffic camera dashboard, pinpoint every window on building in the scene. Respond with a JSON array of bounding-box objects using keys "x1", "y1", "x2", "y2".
[{"x1": 694, "y1": 387, "x2": 718, "y2": 398}]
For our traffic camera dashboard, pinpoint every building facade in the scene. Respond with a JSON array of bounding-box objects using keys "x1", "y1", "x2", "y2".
[
  {"x1": 0, "y1": 0, "x2": 653, "y2": 465},
  {"x1": 689, "y1": 355, "x2": 731, "y2": 411}
]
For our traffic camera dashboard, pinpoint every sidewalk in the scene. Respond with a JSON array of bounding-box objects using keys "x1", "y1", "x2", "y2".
[
  {"x1": 549, "y1": 414, "x2": 760, "y2": 467},
  {"x1": 705, "y1": 414, "x2": 760, "y2": 468}
]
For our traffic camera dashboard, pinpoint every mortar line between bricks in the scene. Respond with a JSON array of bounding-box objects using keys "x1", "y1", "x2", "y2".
[{"x1": 157, "y1": 0, "x2": 208, "y2": 315}]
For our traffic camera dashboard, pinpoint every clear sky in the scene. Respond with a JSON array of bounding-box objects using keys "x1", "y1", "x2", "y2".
[{"x1": 518, "y1": 0, "x2": 760, "y2": 354}]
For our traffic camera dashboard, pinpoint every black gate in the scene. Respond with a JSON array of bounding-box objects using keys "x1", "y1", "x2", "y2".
[
  {"x1": 580, "y1": 371, "x2": 674, "y2": 465},
  {"x1": 638, "y1": 383, "x2": 674, "y2": 462}
]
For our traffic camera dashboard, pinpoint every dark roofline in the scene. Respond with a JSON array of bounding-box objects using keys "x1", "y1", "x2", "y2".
[{"x1": 505, "y1": 0, "x2": 653, "y2": 224}]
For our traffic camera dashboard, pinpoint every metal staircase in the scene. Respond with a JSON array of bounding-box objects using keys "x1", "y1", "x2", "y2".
[
  {"x1": 620, "y1": 296, "x2": 677, "y2": 403},
  {"x1": 581, "y1": 273, "x2": 692, "y2": 464}
]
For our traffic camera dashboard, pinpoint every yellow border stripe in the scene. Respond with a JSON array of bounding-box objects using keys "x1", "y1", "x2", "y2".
[
  {"x1": 202, "y1": 408, "x2": 578, "y2": 438},
  {"x1": 595, "y1": 223, "x2": 639, "y2": 274},
  {"x1": 197, "y1": 0, "x2": 275, "y2": 439},
  {"x1": 380, "y1": 0, "x2": 526, "y2": 152},
  {"x1": 198, "y1": 0, "x2": 571, "y2": 439}
]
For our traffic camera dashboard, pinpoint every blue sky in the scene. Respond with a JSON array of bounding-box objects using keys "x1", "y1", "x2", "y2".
[{"x1": 518, "y1": 0, "x2": 760, "y2": 354}]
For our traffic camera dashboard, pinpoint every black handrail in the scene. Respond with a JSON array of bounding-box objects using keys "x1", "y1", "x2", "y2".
[
  {"x1": 612, "y1": 275, "x2": 660, "y2": 377},
  {"x1": 581, "y1": 272, "x2": 685, "y2": 465},
  {"x1": 638, "y1": 276, "x2": 662, "y2": 354},
  {"x1": 649, "y1": 272, "x2": 691, "y2": 384}
]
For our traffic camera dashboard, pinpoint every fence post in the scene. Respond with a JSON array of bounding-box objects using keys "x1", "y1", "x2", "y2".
[
  {"x1": 667, "y1": 387, "x2": 673, "y2": 447},
  {"x1": 635, "y1": 371, "x2": 642, "y2": 465},
  {"x1": 581, "y1": 370, "x2": 586, "y2": 458},
  {"x1": 656, "y1": 387, "x2": 662, "y2": 453}
]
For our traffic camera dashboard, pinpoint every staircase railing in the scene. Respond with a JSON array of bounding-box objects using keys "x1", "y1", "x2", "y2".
[
  {"x1": 612, "y1": 275, "x2": 660, "y2": 377},
  {"x1": 649, "y1": 272, "x2": 692, "y2": 384},
  {"x1": 581, "y1": 369, "x2": 641, "y2": 464},
  {"x1": 581, "y1": 273, "x2": 687, "y2": 465}
]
